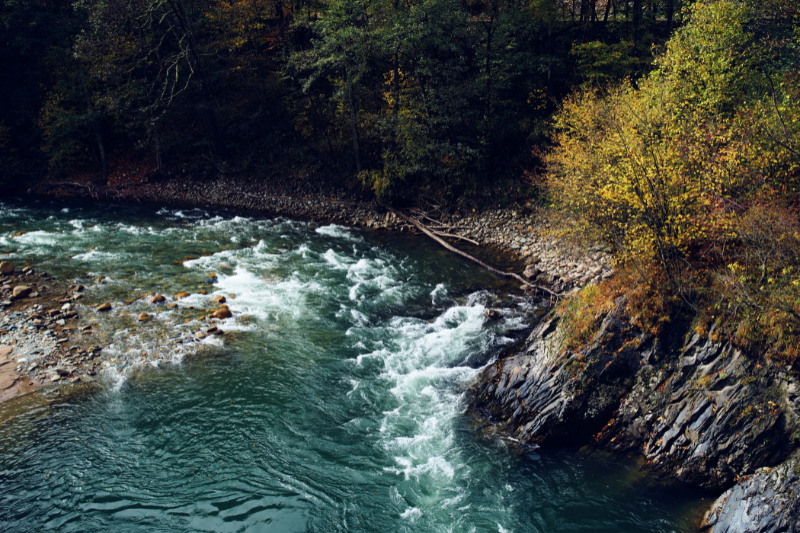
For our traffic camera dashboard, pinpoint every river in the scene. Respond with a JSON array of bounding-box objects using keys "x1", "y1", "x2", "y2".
[{"x1": 0, "y1": 198, "x2": 707, "y2": 532}]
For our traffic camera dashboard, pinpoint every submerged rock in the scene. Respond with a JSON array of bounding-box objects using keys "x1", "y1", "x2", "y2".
[
  {"x1": 96, "y1": 303, "x2": 112, "y2": 312},
  {"x1": 150, "y1": 295, "x2": 166, "y2": 304},
  {"x1": 212, "y1": 309, "x2": 232, "y2": 319},
  {"x1": 175, "y1": 292, "x2": 190, "y2": 299}
]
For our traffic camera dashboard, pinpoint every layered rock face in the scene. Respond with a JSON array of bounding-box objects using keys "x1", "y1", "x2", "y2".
[
  {"x1": 470, "y1": 299, "x2": 800, "y2": 531},
  {"x1": 702, "y1": 451, "x2": 800, "y2": 533}
]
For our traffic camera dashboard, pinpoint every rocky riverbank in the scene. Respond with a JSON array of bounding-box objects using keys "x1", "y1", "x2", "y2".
[
  {"x1": 469, "y1": 297, "x2": 800, "y2": 532},
  {"x1": 29, "y1": 175, "x2": 613, "y2": 294},
  {"x1": 0, "y1": 259, "x2": 236, "y2": 404},
  {"x1": 0, "y1": 261, "x2": 101, "y2": 401}
]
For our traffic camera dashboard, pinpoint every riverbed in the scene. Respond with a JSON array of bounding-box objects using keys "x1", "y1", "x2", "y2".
[{"x1": 0, "y1": 198, "x2": 708, "y2": 532}]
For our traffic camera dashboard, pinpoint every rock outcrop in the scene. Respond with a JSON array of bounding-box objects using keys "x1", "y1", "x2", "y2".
[
  {"x1": 703, "y1": 451, "x2": 800, "y2": 533},
  {"x1": 471, "y1": 299, "x2": 799, "y2": 527}
]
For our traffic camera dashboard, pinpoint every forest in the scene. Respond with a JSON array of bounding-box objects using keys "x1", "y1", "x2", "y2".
[{"x1": 2, "y1": 0, "x2": 684, "y2": 199}]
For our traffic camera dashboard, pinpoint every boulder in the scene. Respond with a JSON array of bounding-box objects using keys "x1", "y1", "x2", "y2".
[
  {"x1": 150, "y1": 294, "x2": 166, "y2": 304},
  {"x1": 523, "y1": 266, "x2": 541, "y2": 279},
  {"x1": 96, "y1": 303, "x2": 112, "y2": 312},
  {"x1": 138, "y1": 312, "x2": 151, "y2": 322},
  {"x1": 0, "y1": 262, "x2": 14, "y2": 275},
  {"x1": 214, "y1": 296, "x2": 227, "y2": 304},
  {"x1": 11, "y1": 286, "x2": 32, "y2": 299},
  {"x1": 175, "y1": 292, "x2": 190, "y2": 299},
  {"x1": 212, "y1": 308, "x2": 232, "y2": 319}
]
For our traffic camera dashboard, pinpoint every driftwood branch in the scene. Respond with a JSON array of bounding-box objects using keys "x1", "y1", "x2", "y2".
[
  {"x1": 388, "y1": 208, "x2": 560, "y2": 297},
  {"x1": 431, "y1": 230, "x2": 480, "y2": 246}
]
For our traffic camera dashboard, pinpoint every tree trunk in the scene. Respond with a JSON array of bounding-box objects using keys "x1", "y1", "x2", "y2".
[
  {"x1": 79, "y1": 73, "x2": 107, "y2": 180},
  {"x1": 345, "y1": 65, "x2": 361, "y2": 174},
  {"x1": 166, "y1": 0, "x2": 228, "y2": 161},
  {"x1": 603, "y1": 0, "x2": 613, "y2": 23},
  {"x1": 666, "y1": 0, "x2": 675, "y2": 34}
]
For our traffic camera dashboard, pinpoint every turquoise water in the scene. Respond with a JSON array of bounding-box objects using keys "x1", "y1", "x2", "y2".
[{"x1": 0, "y1": 199, "x2": 708, "y2": 532}]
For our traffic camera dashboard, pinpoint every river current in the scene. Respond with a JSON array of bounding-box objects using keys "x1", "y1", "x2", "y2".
[{"x1": 0, "y1": 199, "x2": 707, "y2": 532}]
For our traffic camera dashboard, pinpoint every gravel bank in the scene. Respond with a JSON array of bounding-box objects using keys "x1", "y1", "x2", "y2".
[{"x1": 31, "y1": 175, "x2": 613, "y2": 294}]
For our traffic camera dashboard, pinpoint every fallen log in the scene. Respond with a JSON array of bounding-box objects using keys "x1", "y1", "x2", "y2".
[
  {"x1": 431, "y1": 230, "x2": 480, "y2": 246},
  {"x1": 388, "y1": 208, "x2": 560, "y2": 298}
]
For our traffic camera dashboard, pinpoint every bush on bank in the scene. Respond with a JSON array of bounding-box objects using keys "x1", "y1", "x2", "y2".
[{"x1": 547, "y1": 0, "x2": 800, "y2": 364}]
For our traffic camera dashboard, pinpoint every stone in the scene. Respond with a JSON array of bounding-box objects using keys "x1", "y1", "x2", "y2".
[
  {"x1": 212, "y1": 309, "x2": 232, "y2": 319},
  {"x1": 50, "y1": 374, "x2": 61, "y2": 382},
  {"x1": 523, "y1": 266, "x2": 541, "y2": 279},
  {"x1": 55, "y1": 368, "x2": 70, "y2": 376},
  {"x1": 150, "y1": 294, "x2": 166, "y2": 304},
  {"x1": 138, "y1": 313, "x2": 151, "y2": 322},
  {"x1": 167, "y1": 303, "x2": 178, "y2": 309},
  {"x1": 61, "y1": 303, "x2": 71, "y2": 310},
  {"x1": 96, "y1": 303, "x2": 112, "y2": 312},
  {"x1": 214, "y1": 296, "x2": 227, "y2": 304},
  {"x1": 12, "y1": 286, "x2": 32, "y2": 299},
  {"x1": 175, "y1": 292, "x2": 190, "y2": 299},
  {"x1": 484, "y1": 309, "x2": 502, "y2": 320},
  {"x1": 0, "y1": 262, "x2": 14, "y2": 275}
]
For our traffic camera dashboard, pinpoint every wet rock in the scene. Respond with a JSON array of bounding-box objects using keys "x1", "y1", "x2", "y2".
[
  {"x1": 175, "y1": 292, "x2": 190, "y2": 299},
  {"x1": 55, "y1": 368, "x2": 70, "y2": 377},
  {"x1": 96, "y1": 303, "x2": 112, "y2": 312},
  {"x1": 138, "y1": 312, "x2": 151, "y2": 322},
  {"x1": 484, "y1": 309, "x2": 502, "y2": 320},
  {"x1": 12, "y1": 286, "x2": 32, "y2": 299},
  {"x1": 703, "y1": 451, "x2": 800, "y2": 533},
  {"x1": 214, "y1": 296, "x2": 227, "y2": 304},
  {"x1": 0, "y1": 262, "x2": 14, "y2": 275},
  {"x1": 470, "y1": 298, "x2": 799, "y2": 491},
  {"x1": 150, "y1": 294, "x2": 166, "y2": 304},
  {"x1": 212, "y1": 309, "x2": 232, "y2": 319}
]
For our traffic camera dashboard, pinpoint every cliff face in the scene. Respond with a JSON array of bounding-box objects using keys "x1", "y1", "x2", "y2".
[{"x1": 470, "y1": 299, "x2": 800, "y2": 530}]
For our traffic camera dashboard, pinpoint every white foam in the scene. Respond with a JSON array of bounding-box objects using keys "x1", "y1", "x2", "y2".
[
  {"x1": 400, "y1": 507, "x2": 422, "y2": 520},
  {"x1": 315, "y1": 224, "x2": 361, "y2": 241}
]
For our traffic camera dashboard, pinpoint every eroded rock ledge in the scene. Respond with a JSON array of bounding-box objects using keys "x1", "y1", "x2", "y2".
[{"x1": 470, "y1": 299, "x2": 800, "y2": 531}]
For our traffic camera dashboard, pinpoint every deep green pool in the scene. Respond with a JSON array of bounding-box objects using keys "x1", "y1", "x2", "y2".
[{"x1": 0, "y1": 198, "x2": 708, "y2": 532}]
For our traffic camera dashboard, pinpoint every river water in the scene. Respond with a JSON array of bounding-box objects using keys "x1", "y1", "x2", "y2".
[{"x1": 0, "y1": 199, "x2": 708, "y2": 532}]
